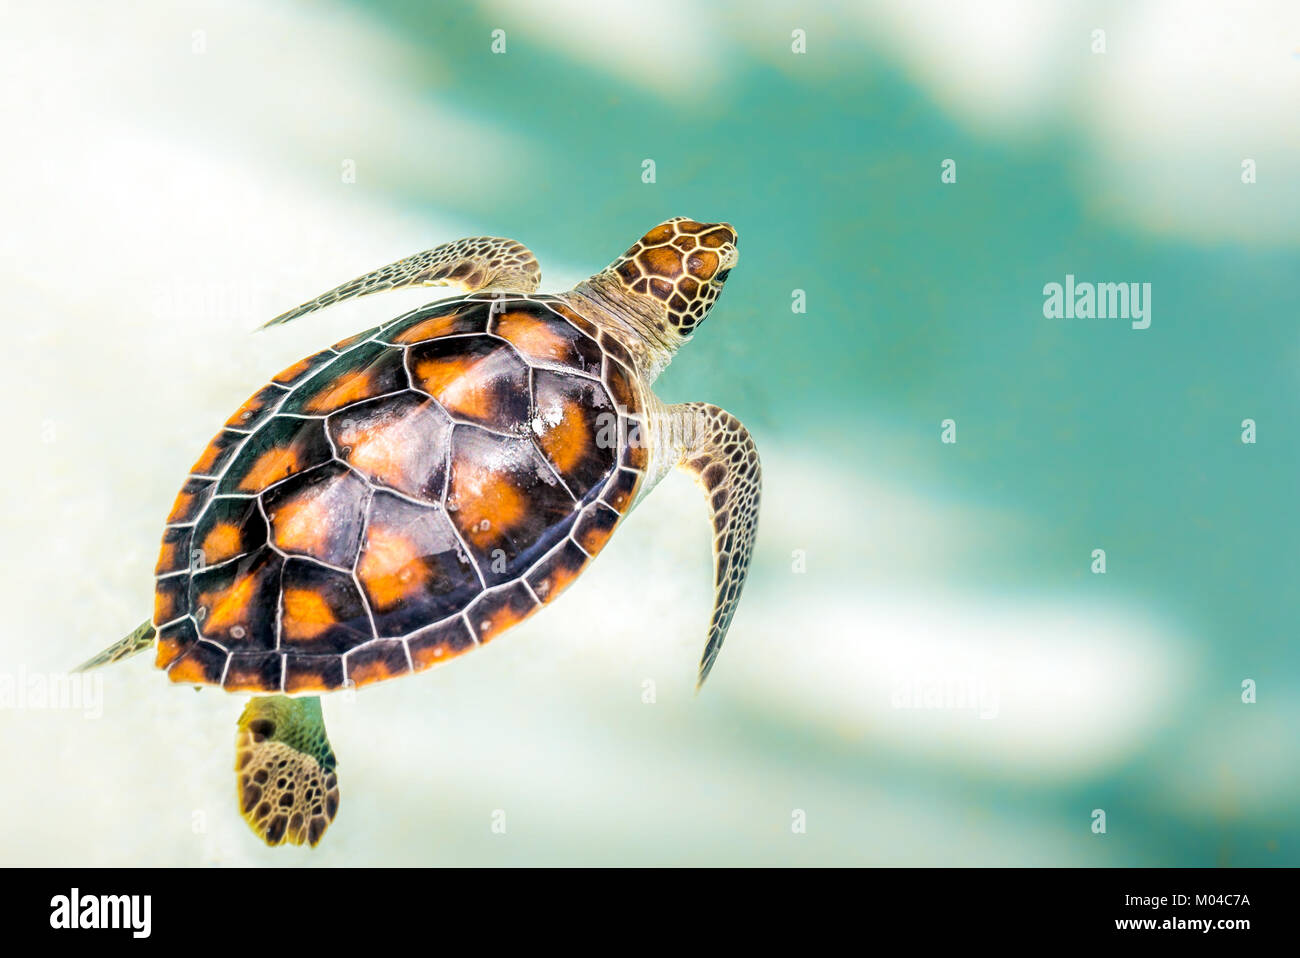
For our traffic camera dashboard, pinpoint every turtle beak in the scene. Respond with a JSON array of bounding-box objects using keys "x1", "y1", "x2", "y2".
[
  {"x1": 716, "y1": 223, "x2": 738, "y2": 253},
  {"x1": 714, "y1": 224, "x2": 738, "y2": 283}
]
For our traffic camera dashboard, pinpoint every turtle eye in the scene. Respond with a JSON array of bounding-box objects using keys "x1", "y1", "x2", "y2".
[{"x1": 714, "y1": 268, "x2": 732, "y2": 283}]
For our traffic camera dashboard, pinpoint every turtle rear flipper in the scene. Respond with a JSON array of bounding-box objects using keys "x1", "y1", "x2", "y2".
[
  {"x1": 74, "y1": 620, "x2": 155, "y2": 672},
  {"x1": 236, "y1": 695, "x2": 340, "y2": 847}
]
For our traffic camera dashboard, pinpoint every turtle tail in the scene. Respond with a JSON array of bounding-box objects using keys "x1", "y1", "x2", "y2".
[{"x1": 74, "y1": 619, "x2": 155, "y2": 672}]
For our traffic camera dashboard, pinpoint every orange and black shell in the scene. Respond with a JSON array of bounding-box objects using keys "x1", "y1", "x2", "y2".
[{"x1": 152, "y1": 294, "x2": 650, "y2": 693}]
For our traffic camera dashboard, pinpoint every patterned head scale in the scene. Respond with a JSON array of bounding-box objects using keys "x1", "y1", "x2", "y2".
[{"x1": 605, "y1": 217, "x2": 739, "y2": 340}]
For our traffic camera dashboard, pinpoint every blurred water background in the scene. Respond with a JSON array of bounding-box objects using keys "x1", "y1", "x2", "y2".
[{"x1": 1, "y1": 0, "x2": 1297, "y2": 865}]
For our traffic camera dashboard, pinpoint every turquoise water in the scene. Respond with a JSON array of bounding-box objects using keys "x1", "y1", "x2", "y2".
[{"x1": 1, "y1": 1, "x2": 1295, "y2": 865}]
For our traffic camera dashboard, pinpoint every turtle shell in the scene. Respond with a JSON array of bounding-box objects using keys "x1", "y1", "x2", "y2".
[{"x1": 151, "y1": 295, "x2": 651, "y2": 693}]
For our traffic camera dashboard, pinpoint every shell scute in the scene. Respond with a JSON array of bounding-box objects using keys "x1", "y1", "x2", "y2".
[
  {"x1": 284, "y1": 654, "x2": 345, "y2": 694},
  {"x1": 190, "y1": 429, "x2": 245, "y2": 477},
  {"x1": 493, "y1": 307, "x2": 603, "y2": 375},
  {"x1": 192, "y1": 495, "x2": 267, "y2": 570},
  {"x1": 155, "y1": 526, "x2": 193, "y2": 577},
  {"x1": 225, "y1": 383, "x2": 288, "y2": 432},
  {"x1": 155, "y1": 616, "x2": 198, "y2": 669},
  {"x1": 190, "y1": 550, "x2": 283, "y2": 651},
  {"x1": 263, "y1": 463, "x2": 369, "y2": 567},
  {"x1": 601, "y1": 468, "x2": 640, "y2": 513},
  {"x1": 445, "y1": 427, "x2": 576, "y2": 587},
  {"x1": 574, "y1": 502, "x2": 621, "y2": 556},
  {"x1": 153, "y1": 572, "x2": 190, "y2": 627},
  {"x1": 356, "y1": 491, "x2": 479, "y2": 636},
  {"x1": 166, "y1": 639, "x2": 227, "y2": 686},
  {"x1": 280, "y1": 341, "x2": 409, "y2": 416},
  {"x1": 619, "y1": 424, "x2": 650, "y2": 471},
  {"x1": 382, "y1": 301, "x2": 487, "y2": 344},
  {"x1": 345, "y1": 640, "x2": 411, "y2": 688},
  {"x1": 218, "y1": 417, "x2": 334, "y2": 495},
  {"x1": 223, "y1": 651, "x2": 284, "y2": 692},
  {"x1": 531, "y1": 369, "x2": 619, "y2": 496},
  {"x1": 597, "y1": 330, "x2": 634, "y2": 369},
  {"x1": 165, "y1": 477, "x2": 215, "y2": 526},
  {"x1": 467, "y1": 581, "x2": 538, "y2": 643},
  {"x1": 271, "y1": 348, "x2": 334, "y2": 387},
  {"x1": 408, "y1": 334, "x2": 531, "y2": 431},
  {"x1": 279, "y1": 559, "x2": 372, "y2": 655},
  {"x1": 602, "y1": 357, "x2": 638, "y2": 414},
  {"x1": 328, "y1": 393, "x2": 450, "y2": 503},
  {"x1": 545, "y1": 299, "x2": 602, "y2": 341},
  {"x1": 407, "y1": 616, "x2": 477, "y2": 672},
  {"x1": 525, "y1": 539, "x2": 589, "y2": 604},
  {"x1": 332, "y1": 327, "x2": 378, "y2": 352}
]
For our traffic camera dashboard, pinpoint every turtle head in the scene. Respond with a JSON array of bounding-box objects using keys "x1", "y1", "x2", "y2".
[
  {"x1": 570, "y1": 217, "x2": 738, "y2": 377},
  {"x1": 608, "y1": 217, "x2": 739, "y2": 338}
]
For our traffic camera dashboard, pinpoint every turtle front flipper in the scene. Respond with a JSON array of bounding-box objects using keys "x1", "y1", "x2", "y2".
[
  {"x1": 74, "y1": 619, "x2": 155, "y2": 672},
  {"x1": 235, "y1": 695, "x2": 340, "y2": 847},
  {"x1": 262, "y1": 236, "x2": 541, "y2": 329},
  {"x1": 671, "y1": 403, "x2": 762, "y2": 689}
]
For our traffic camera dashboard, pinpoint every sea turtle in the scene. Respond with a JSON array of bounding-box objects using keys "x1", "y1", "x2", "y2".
[{"x1": 77, "y1": 217, "x2": 761, "y2": 848}]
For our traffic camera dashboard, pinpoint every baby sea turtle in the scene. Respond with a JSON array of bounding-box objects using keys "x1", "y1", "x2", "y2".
[{"x1": 77, "y1": 218, "x2": 761, "y2": 847}]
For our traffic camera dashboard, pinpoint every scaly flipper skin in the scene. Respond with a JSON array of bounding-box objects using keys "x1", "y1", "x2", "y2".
[
  {"x1": 261, "y1": 236, "x2": 541, "y2": 329},
  {"x1": 671, "y1": 402, "x2": 761, "y2": 688},
  {"x1": 74, "y1": 620, "x2": 155, "y2": 672},
  {"x1": 235, "y1": 695, "x2": 339, "y2": 847}
]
